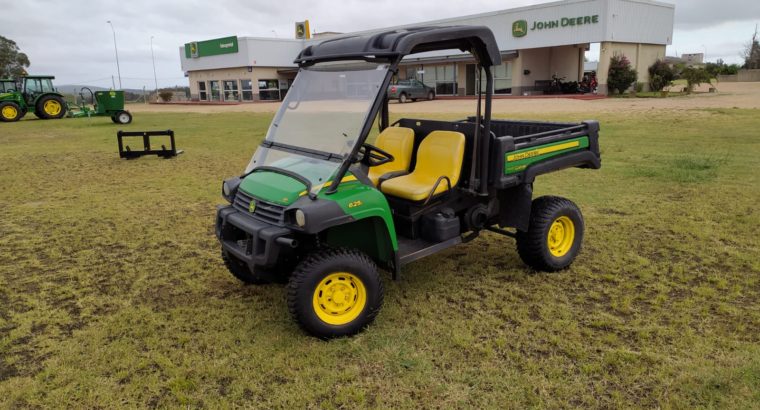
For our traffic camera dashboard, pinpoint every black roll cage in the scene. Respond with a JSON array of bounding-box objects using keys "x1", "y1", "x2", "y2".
[{"x1": 292, "y1": 26, "x2": 501, "y2": 196}]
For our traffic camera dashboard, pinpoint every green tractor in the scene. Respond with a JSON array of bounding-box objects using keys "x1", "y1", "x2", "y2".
[
  {"x1": 0, "y1": 75, "x2": 67, "y2": 122},
  {"x1": 215, "y1": 26, "x2": 602, "y2": 338}
]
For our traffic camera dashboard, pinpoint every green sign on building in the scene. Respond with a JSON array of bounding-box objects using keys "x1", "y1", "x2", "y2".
[
  {"x1": 512, "y1": 15, "x2": 600, "y2": 37},
  {"x1": 184, "y1": 36, "x2": 239, "y2": 58}
]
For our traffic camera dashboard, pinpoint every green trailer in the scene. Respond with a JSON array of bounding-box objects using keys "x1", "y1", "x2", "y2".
[
  {"x1": 214, "y1": 26, "x2": 602, "y2": 338},
  {"x1": 0, "y1": 75, "x2": 67, "y2": 122},
  {"x1": 68, "y1": 87, "x2": 132, "y2": 124}
]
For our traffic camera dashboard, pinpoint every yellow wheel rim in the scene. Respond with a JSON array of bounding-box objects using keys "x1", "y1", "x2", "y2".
[
  {"x1": 2, "y1": 105, "x2": 18, "y2": 119},
  {"x1": 312, "y1": 272, "x2": 367, "y2": 325},
  {"x1": 547, "y1": 216, "x2": 575, "y2": 257},
  {"x1": 43, "y1": 100, "x2": 62, "y2": 116}
]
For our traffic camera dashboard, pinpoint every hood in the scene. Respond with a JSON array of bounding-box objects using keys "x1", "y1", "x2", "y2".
[{"x1": 238, "y1": 170, "x2": 308, "y2": 206}]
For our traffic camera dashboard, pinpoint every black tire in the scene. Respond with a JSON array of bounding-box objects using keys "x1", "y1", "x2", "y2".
[
  {"x1": 110, "y1": 114, "x2": 119, "y2": 124},
  {"x1": 288, "y1": 248, "x2": 383, "y2": 338},
  {"x1": 35, "y1": 95, "x2": 67, "y2": 119},
  {"x1": 114, "y1": 111, "x2": 132, "y2": 124},
  {"x1": 221, "y1": 250, "x2": 279, "y2": 284},
  {"x1": 516, "y1": 196, "x2": 584, "y2": 272},
  {"x1": 398, "y1": 93, "x2": 408, "y2": 103},
  {"x1": 427, "y1": 91, "x2": 435, "y2": 101},
  {"x1": 0, "y1": 102, "x2": 22, "y2": 122}
]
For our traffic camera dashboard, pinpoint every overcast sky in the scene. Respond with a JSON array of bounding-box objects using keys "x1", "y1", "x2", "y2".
[{"x1": 4, "y1": 0, "x2": 759, "y2": 89}]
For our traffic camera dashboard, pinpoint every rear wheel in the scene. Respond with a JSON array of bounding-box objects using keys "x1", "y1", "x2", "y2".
[
  {"x1": 221, "y1": 250, "x2": 279, "y2": 284},
  {"x1": 113, "y1": 111, "x2": 132, "y2": 124},
  {"x1": 516, "y1": 196, "x2": 584, "y2": 271},
  {"x1": 35, "y1": 95, "x2": 66, "y2": 119},
  {"x1": 398, "y1": 93, "x2": 408, "y2": 103},
  {"x1": 0, "y1": 102, "x2": 22, "y2": 122},
  {"x1": 288, "y1": 248, "x2": 383, "y2": 338}
]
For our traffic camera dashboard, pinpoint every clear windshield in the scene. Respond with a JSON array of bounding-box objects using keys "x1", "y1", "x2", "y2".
[{"x1": 244, "y1": 61, "x2": 389, "y2": 194}]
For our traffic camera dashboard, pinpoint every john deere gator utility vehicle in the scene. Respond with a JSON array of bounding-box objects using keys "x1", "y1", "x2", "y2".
[
  {"x1": 0, "y1": 76, "x2": 67, "y2": 122},
  {"x1": 215, "y1": 26, "x2": 601, "y2": 338}
]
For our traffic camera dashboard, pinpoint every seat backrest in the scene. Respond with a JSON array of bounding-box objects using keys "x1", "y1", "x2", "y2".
[
  {"x1": 368, "y1": 127, "x2": 415, "y2": 185},
  {"x1": 414, "y1": 130, "x2": 466, "y2": 185}
]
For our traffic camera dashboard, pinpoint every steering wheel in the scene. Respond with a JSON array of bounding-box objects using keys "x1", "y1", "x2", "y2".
[{"x1": 359, "y1": 143, "x2": 394, "y2": 167}]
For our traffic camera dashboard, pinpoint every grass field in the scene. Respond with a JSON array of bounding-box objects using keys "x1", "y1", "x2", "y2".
[{"x1": 1, "y1": 107, "x2": 759, "y2": 408}]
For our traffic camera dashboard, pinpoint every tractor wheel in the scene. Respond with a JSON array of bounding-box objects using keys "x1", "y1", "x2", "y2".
[
  {"x1": 35, "y1": 95, "x2": 66, "y2": 119},
  {"x1": 398, "y1": 93, "x2": 408, "y2": 103},
  {"x1": 113, "y1": 111, "x2": 132, "y2": 124},
  {"x1": 427, "y1": 91, "x2": 435, "y2": 101},
  {"x1": 287, "y1": 247, "x2": 383, "y2": 338},
  {"x1": 0, "y1": 102, "x2": 22, "y2": 122},
  {"x1": 221, "y1": 250, "x2": 279, "y2": 284},
  {"x1": 516, "y1": 196, "x2": 584, "y2": 272}
]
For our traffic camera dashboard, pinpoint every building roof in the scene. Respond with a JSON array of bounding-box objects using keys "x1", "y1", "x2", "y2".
[{"x1": 180, "y1": 0, "x2": 675, "y2": 72}]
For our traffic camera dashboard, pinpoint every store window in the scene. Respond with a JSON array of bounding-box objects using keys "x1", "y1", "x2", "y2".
[
  {"x1": 223, "y1": 80, "x2": 239, "y2": 101},
  {"x1": 198, "y1": 81, "x2": 207, "y2": 101},
  {"x1": 241, "y1": 79, "x2": 253, "y2": 101},
  {"x1": 258, "y1": 79, "x2": 280, "y2": 101},
  {"x1": 481, "y1": 63, "x2": 513, "y2": 94},
  {"x1": 209, "y1": 80, "x2": 220, "y2": 101},
  {"x1": 421, "y1": 64, "x2": 457, "y2": 95}
]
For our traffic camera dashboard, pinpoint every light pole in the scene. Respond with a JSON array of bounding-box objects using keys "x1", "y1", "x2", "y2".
[
  {"x1": 150, "y1": 36, "x2": 158, "y2": 101},
  {"x1": 107, "y1": 20, "x2": 122, "y2": 89}
]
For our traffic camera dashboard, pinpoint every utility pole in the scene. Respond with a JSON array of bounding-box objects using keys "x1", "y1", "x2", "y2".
[
  {"x1": 150, "y1": 36, "x2": 159, "y2": 102},
  {"x1": 112, "y1": 75, "x2": 116, "y2": 89},
  {"x1": 107, "y1": 20, "x2": 122, "y2": 89}
]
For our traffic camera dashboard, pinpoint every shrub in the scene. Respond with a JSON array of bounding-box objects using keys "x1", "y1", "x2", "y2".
[
  {"x1": 608, "y1": 54, "x2": 638, "y2": 94},
  {"x1": 648, "y1": 59, "x2": 675, "y2": 91},
  {"x1": 680, "y1": 67, "x2": 713, "y2": 93},
  {"x1": 158, "y1": 90, "x2": 173, "y2": 102}
]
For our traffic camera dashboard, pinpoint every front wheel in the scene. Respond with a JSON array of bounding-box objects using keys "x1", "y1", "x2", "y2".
[
  {"x1": 427, "y1": 91, "x2": 435, "y2": 101},
  {"x1": 516, "y1": 196, "x2": 584, "y2": 271},
  {"x1": 287, "y1": 248, "x2": 383, "y2": 338},
  {"x1": 0, "y1": 102, "x2": 23, "y2": 122}
]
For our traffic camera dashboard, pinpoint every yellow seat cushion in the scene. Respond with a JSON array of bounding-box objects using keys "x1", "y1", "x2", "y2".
[
  {"x1": 367, "y1": 127, "x2": 415, "y2": 186},
  {"x1": 380, "y1": 130, "x2": 466, "y2": 202}
]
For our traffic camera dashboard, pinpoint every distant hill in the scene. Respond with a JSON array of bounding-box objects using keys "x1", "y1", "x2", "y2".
[{"x1": 57, "y1": 85, "x2": 146, "y2": 94}]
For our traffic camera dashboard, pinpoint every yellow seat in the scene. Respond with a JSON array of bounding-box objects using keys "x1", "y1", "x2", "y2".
[
  {"x1": 380, "y1": 130, "x2": 465, "y2": 202},
  {"x1": 367, "y1": 127, "x2": 415, "y2": 186}
]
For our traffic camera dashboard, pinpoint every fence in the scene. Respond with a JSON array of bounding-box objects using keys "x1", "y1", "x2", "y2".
[{"x1": 717, "y1": 69, "x2": 760, "y2": 82}]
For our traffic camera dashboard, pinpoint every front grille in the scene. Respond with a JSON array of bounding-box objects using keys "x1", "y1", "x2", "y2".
[{"x1": 233, "y1": 189, "x2": 286, "y2": 225}]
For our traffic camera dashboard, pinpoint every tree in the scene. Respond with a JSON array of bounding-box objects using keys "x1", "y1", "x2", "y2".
[
  {"x1": 0, "y1": 36, "x2": 30, "y2": 78},
  {"x1": 742, "y1": 25, "x2": 760, "y2": 69},
  {"x1": 607, "y1": 54, "x2": 638, "y2": 94},
  {"x1": 681, "y1": 67, "x2": 713, "y2": 93},
  {"x1": 158, "y1": 90, "x2": 173, "y2": 102},
  {"x1": 648, "y1": 59, "x2": 675, "y2": 91}
]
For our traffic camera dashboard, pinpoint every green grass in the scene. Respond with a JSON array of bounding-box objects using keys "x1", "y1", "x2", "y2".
[{"x1": 1, "y1": 107, "x2": 759, "y2": 408}]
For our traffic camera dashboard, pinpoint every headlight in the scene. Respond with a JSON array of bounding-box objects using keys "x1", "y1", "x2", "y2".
[
  {"x1": 295, "y1": 209, "x2": 306, "y2": 227},
  {"x1": 221, "y1": 177, "x2": 241, "y2": 203}
]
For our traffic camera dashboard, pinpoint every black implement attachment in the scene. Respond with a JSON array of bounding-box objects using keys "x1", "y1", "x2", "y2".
[{"x1": 117, "y1": 130, "x2": 183, "y2": 159}]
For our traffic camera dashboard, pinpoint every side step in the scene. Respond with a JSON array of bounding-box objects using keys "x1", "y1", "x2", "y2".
[{"x1": 397, "y1": 236, "x2": 462, "y2": 267}]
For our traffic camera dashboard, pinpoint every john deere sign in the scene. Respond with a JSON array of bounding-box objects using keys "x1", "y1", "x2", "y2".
[
  {"x1": 184, "y1": 36, "x2": 239, "y2": 58},
  {"x1": 513, "y1": 15, "x2": 600, "y2": 37}
]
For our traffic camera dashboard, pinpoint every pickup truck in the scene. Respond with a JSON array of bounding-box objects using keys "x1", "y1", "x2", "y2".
[{"x1": 387, "y1": 79, "x2": 435, "y2": 103}]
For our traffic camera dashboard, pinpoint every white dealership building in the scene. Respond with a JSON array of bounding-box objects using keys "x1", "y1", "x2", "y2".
[{"x1": 179, "y1": 0, "x2": 674, "y2": 100}]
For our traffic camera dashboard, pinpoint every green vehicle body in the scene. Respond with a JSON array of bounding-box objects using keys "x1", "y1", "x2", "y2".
[
  {"x1": 0, "y1": 76, "x2": 68, "y2": 122},
  {"x1": 214, "y1": 25, "x2": 601, "y2": 338}
]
